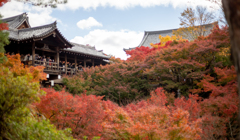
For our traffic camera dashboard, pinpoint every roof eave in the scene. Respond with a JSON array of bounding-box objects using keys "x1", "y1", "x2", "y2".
[
  {"x1": 62, "y1": 49, "x2": 110, "y2": 59},
  {"x1": 54, "y1": 28, "x2": 73, "y2": 48}
]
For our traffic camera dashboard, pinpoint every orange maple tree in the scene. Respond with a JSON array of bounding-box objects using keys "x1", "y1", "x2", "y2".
[
  {"x1": 101, "y1": 87, "x2": 202, "y2": 140},
  {"x1": 126, "y1": 35, "x2": 188, "y2": 62},
  {"x1": 2, "y1": 54, "x2": 46, "y2": 81},
  {"x1": 35, "y1": 88, "x2": 105, "y2": 139},
  {"x1": 35, "y1": 87, "x2": 203, "y2": 140}
]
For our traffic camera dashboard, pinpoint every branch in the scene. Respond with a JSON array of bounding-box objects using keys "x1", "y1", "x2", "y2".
[{"x1": 14, "y1": 0, "x2": 67, "y2": 8}]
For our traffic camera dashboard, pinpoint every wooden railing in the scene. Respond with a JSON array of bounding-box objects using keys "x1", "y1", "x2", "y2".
[
  {"x1": 59, "y1": 67, "x2": 82, "y2": 75},
  {"x1": 34, "y1": 60, "x2": 58, "y2": 70},
  {"x1": 34, "y1": 60, "x2": 82, "y2": 75}
]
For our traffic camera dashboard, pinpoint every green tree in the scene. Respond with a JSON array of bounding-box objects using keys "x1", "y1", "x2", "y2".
[
  {"x1": 0, "y1": 54, "x2": 74, "y2": 140},
  {"x1": 0, "y1": 66, "x2": 43, "y2": 139},
  {"x1": 63, "y1": 74, "x2": 94, "y2": 95},
  {"x1": 7, "y1": 117, "x2": 74, "y2": 140}
]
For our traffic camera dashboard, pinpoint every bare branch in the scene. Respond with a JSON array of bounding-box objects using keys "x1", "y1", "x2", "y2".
[{"x1": 15, "y1": 0, "x2": 67, "y2": 8}]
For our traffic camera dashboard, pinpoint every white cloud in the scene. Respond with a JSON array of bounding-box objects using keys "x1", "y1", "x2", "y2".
[
  {"x1": 71, "y1": 29, "x2": 144, "y2": 60},
  {"x1": 58, "y1": 0, "x2": 220, "y2": 11},
  {"x1": 0, "y1": 1, "x2": 58, "y2": 27},
  {"x1": 77, "y1": 17, "x2": 102, "y2": 30}
]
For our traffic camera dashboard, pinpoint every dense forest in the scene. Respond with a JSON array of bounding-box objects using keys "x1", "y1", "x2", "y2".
[
  {"x1": 1, "y1": 23, "x2": 238, "y2": 139},
  {"x1": 59, "y1": 25, "x2": 238, "y2": 139},
  {"x1": 0, "y1": 0, "x2": 239, "y2": 139}
]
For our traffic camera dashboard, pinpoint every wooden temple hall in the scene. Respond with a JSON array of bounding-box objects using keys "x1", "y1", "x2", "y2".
[{"x1": 2, "y1": 13, "x2": 110, "y2": 81}]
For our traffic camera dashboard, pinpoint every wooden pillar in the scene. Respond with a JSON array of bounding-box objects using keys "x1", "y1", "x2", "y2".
[
  {"x1": 92, "y1": 59, "x2": 94, "y2": 67},
  {"x1": 17, "y1": 46, "x2": 20, "y2": 54},
  {"x1": 56, "y1": 47, "x2": 59, "y2": 70},
  {"x1": 84, "y1": 58, "x2": 86, "y2": 68},
  {"x1": 75, "y1": 56, "x2": 77, "y2": 69},
  {"x1": 65, "y1": 53, "x2": 67, "y2": 75},
  {"x1": 42, "y1": 51, "x2": 45, "y2": 58},
  {"x1": 32, "y1": 41, "x2": 35, "y2": 66},
  {"x1": 100, "y1": 60, "x2": 102, "y2": 65}
]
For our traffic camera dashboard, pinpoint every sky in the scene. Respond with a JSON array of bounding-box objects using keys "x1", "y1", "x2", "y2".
[{"x1": 0, "y1": 0, "x2": 219, "y2": 59}]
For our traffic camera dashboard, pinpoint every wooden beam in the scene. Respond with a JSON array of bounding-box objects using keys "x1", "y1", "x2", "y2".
[
  {"x1": 36, "y1": 38, "x2": 64, "y2": 48},
  {"x1": 35, "y1": 48, "x2": 56, "y2": 53},
  {"x1": 32, "y1": 41, "x2": 35, "y2": 66}
]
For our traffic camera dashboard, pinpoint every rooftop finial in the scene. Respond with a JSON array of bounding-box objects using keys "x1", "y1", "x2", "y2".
[{"x1": 23, "y1": 12, "x2": 27, "y2": 17}]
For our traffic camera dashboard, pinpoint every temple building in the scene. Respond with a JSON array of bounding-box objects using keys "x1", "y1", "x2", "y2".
[
  {"x1": 124, "y1": 22, "x2": 217, "y2": 51},
  {"x1": 2, "y1": 13, "x2": 110, "y2": 84}
]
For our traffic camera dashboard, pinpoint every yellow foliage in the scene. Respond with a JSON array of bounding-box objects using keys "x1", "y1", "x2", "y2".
[
  {"x1": 150, "y1": 35, "x2": 187, "y2": 48},
  {"x1": 218, "y1": 47, "x2": 230, "y2": 57},
  {"x1": 173, "y1": 26, "x2": 209, "y2": 41}
]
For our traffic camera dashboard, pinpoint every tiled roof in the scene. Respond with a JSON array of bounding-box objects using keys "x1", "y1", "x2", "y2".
[
  {"x1": 139, "y1": 29, "x2": 177, "y2": 48},
  {"x1": 124, "y1": 23, "x2": 217, "y2": 51},
  {"x1": 3, "y1": 13, "x2": 110, "y2": 59},
  {"x1": 3, "y1": 14, "x2": 72, "y2": 48},
  {"x1": 8, "y1": 22, "x2": 56, "y2": 41},
  {"x1": 63, "y1": 42, "x2": 111, "y2": 59},
  {"x1": 2, "y1": 13, "x2": 30, "y2": 29}
]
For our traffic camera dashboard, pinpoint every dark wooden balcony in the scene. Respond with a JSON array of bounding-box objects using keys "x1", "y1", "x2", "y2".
[{"x1": 33, "y1": 60, "x2": 82, "y2": 75}]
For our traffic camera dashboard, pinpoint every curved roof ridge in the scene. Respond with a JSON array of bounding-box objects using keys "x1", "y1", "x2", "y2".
[
  {"x1": 54, "y1": 26, "x2": 72, "y2": 48},
  {"x1": 124, "y1": 22, "x2": 217, "y2": 52},
  {"x1": 15, "y1": 16, "x2": 31, "y2": 29},
  {"x1": 71, "y1": 42, "x2": 88, "y2": 48},
  {"x1": 138, "y1": 31, "x2": 149, "y2": 47},
  {"x1": 66, "y1": 42, "x2": 111, "y2": 59},
  {"x1": 21, "y1": 16, "x2": 31, "y2": 28},
  {"x1": 2, "y1": 13, "x2": 30, "y2": 29},
  {"x1": 8, "y1": 20, "x2": 72, "y2": 48},
  {"x1": 1, "y1": 13, "x2": 26, "y2": 22},
  {"x1": 71, "y1": 42, "x2": 96, "y2": 50},
  {"x1": 145, "y1": 28, "x2": 177, "y2": 34},
  {"x1": 18, "y1": 21, "x2": 56, "y2": 32},
  {"x1": 145, "y1": 22, "x2": 217, "y2": 34}
]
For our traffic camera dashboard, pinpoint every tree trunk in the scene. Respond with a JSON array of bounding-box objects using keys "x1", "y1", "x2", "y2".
[{"x1": 222, "y1": 0, "x2": 240, "y2": 138}]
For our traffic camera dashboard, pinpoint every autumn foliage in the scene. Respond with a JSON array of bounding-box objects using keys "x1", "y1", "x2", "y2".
[
  {"x1": 49, "y1": 65, "x2": 237, "y2": 139},
  {"x1": 58, "y1": 25, "x2": 239, "y2": 139},
  {"x1": 0, "y1": 3, "x2": 236, "y2": 138},
  {"x1": 139, "y1": 25, "x2": 231, "y2": 96},
  {"x1": 101, "y1": 88, "x2": 202, "y2": 140},
  {"x1": 35, "y1": 88, "x2": 105, "y2": 139},
  {"x1": 64, "y1": 61, "x2": 151, "y2": 105},
  {"x1": 0, "y1": 54, "x2": 75, "y2": 140},
  {"x1": 0, "y1": 22, "x2": 8, "y2": 30},
  {"x1": 125, "y1": 46, "x2": 155, "y2": 62},
  {"x1": 125, "y1": 35, "x2": 188, "y2": 62},
  {"x1": 36, "y1": 87, "x2": 203, "y2": 140},
  {"x1": 0, "y1": 0, "x2": 236, "y2": 137},
  {"x1": 2, "y1": 54, "x2": 46, "y2": 81}
]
